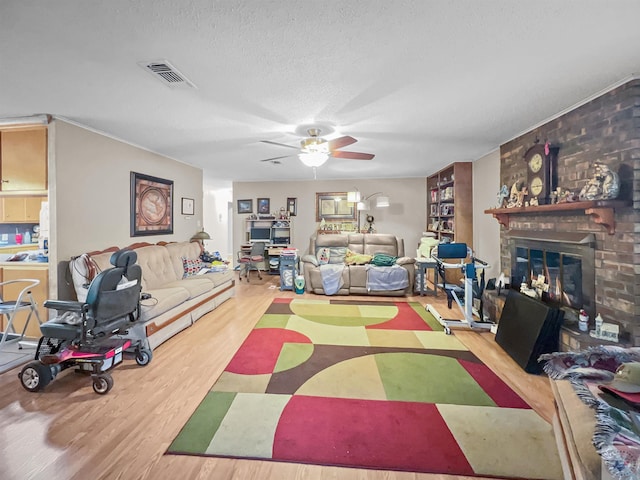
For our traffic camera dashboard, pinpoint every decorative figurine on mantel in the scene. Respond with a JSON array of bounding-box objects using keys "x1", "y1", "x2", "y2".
[
  {"x1": 506, "y1": 181, "x2": 528, "y2": 208},
  {"x1": 496, "y1": 184, "x2": 509, "y2": 208},
  {"x1": 579, "y1": 162, "x2": 620, "y2": 201}
]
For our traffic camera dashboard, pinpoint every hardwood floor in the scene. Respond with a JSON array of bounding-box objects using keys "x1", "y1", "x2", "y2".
[{"x1": 0, "y1": 273, "x2": 555, "y2": 480}]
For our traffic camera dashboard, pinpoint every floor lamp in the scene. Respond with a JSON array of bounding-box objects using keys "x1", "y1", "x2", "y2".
[{"x1": 355, "y1": 192, "x2": 390, "y2": 232}]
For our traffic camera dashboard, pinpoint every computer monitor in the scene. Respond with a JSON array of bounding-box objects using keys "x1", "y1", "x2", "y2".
[{"x1": 249, "y1": 227, "x2": 271, "y2": 243}]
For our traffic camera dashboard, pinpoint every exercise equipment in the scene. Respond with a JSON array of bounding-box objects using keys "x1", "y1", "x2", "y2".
[{"x1": 425, "y1": 242, "x2": 493, "y2": 334}]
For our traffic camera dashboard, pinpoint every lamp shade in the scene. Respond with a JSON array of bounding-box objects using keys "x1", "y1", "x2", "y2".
[
  {"x1": 375, "y1": 196, "x2": 390, "y2": 208},
  {"x1": 191, "y1": 230, "x2": 211, "y2": 241},
  {"x1": 347, "y1": 191, "x2": 361, "y2": 202}
]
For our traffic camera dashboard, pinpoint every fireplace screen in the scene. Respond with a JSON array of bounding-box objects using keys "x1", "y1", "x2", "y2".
[
  {"x1": 509, "y1": 232, "x2": 595, "y2": 318},
  {"x1": 513, "y1": 247, "x2": 583, "y2": 310}
]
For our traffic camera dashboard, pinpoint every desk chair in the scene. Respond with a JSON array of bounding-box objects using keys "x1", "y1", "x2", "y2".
[
  {"x1": 0, "y1": 279, "x2": 42, "y2": 354},
  {"x1": 238, "y1": 242, "x2": 266, "y2": 282}
]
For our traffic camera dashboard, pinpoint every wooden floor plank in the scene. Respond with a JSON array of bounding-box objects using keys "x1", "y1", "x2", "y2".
[{"x1": 0, "y1": 273, "x2": 553, "y2": 480}]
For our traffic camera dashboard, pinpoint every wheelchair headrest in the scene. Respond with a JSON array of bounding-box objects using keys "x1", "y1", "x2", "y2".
[
  {"x1": 110, "y1": 249, "x2": 137, "y2": 268},
  {"x1": 436, "y1": 243, "x2": 468, "y2": 259}
]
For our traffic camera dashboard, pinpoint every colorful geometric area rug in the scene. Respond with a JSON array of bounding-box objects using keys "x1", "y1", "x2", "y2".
[{"x1": 168, "y1": 299, "x2": 562, "y2": 479}]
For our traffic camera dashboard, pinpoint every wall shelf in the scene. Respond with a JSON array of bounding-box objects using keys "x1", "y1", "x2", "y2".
[{"x1": 484, "y1": 200, "x2": 630, "y2": 234}]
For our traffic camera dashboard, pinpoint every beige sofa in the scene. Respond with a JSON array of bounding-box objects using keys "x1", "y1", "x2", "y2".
[
  {"x1": 301, "y1": 233, "x2": 415, "y2": 296},
  {"x1": 66, "y1": 241, "x2": 235, "y2": 350}
]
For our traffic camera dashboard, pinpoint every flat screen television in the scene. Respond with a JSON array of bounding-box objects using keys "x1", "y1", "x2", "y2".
[{"x1": 249, "y1": 227, "x2": 271, "y2": 243}]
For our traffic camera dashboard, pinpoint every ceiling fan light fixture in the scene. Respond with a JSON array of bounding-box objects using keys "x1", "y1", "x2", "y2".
[{"x1": 298, "y1": 152, "x2": 329, "y2": 167}]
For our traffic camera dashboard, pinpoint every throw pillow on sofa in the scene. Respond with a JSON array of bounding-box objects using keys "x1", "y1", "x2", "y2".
[
  {"x1": 316, "y1": 247, "x2": 330, "y2": 265},
  {"x1": 182, "y1": 257, "x2": 204, "y2": 277}
]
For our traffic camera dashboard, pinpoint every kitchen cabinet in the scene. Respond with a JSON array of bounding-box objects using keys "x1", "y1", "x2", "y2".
[
  {"x1": 0, "y1": 265, "x2": 48, "y2": 338},
  {"x1": 0, "y1": 128, "x2": 48, "y2": 191},
  {"x1": 0, "y1": 195, "x2": 46, "y2": 222}
]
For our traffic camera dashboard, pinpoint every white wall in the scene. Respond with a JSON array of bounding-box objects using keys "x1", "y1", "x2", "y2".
[
  {"x1": 202, "y1": 179, "x2": 233, "y2": 261},
  {"x1": 52, "y1": 119, "x2": 204, "y2": 273},
  {"x1": 472, "y1": 149, "x2": 501, "y2": 276},
  {"x1": 232, "y1": 178, "x2": 427, "y2": 261}
]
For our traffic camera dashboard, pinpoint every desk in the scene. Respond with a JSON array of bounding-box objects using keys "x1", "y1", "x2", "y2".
[
  {"x1": 415, "y1": 257, "x2": 437, "y2": 296},
  {"x1": 240, "y1": 244, "x2": 288, "y2": 274}
]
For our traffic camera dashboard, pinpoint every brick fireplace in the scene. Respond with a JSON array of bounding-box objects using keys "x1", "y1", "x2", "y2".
[{"x1": 487, "y1": 79, "x2": 640, "y2": 349}]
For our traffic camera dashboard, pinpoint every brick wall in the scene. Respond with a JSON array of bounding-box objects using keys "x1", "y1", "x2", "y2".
[{"x1": 497, "y1": 79, "x2": 640, "y2": 345}]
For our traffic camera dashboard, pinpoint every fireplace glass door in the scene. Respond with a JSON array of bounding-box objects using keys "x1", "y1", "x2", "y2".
[{"x1": 513, "y1": 247, "x2": 584, "y2": 310}]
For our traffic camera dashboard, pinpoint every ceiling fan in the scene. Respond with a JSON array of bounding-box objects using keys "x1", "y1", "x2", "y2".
[{"x1": 259, "y1": 128, "x2": 374, "y2": 166}]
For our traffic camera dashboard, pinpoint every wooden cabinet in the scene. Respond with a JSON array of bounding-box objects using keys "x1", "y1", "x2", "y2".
[
  {"x1": 0, "y1": 265, "x2": 49, "y2": 338},
  {"x1": 426, "y1": 162, "x2": 473, "y2": 247},
  {"x1": 0, "y1": 128, "x2": 48, "y2": 191},
  {"x1": 0, "y1": 195, "x2": 46, "y2": 222}
]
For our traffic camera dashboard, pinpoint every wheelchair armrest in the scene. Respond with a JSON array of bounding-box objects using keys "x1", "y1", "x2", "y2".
[{"x1": 43, "y1": 300, "x2": 85, "y2": 313}]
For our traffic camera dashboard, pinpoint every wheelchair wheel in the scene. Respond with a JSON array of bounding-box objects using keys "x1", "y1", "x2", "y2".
[
  {"x1": 19, "y1": 361, "x2": 52, "y2": 392},
  {"x1": 135, "y1": 348, "x2": 152, "y2": 366},
  {"x1": 92, "y1": 373, "x2": 114, "y2": 395}
]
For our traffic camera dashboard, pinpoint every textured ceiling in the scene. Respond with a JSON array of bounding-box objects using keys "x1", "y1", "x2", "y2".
[{"x1": 1, "y1": 1, "x2": 639, "y2": 183}]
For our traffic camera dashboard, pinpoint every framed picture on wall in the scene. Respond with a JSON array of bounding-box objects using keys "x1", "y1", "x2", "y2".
[
  {"x1": 315, "y1": 192, "x2": 356, "y2": 222},
  {"x1": 181, "y1": 197, "x2": 194, "y2": 215},
  {"x1": 237, "y1": 199, "x2": 253, "y2": 214},
  {"x1": 257, "y1": 198, "x2": 270, "y2": 215},
  {"x1": 130, "y1": 171, "x2": 174, "y2": 236},
  {"x1": 286, "y1": 197, "x2": 297, "y2": 216}
]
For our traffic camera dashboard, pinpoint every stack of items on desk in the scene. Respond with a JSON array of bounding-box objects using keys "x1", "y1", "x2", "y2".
[{"x1": 280, "y1": 248, "x2": 298, "y2": 259}]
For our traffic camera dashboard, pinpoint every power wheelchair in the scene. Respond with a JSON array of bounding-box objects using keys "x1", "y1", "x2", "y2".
[{"x1": 19, "y1": 249, "x2": 152, "y2": 395}]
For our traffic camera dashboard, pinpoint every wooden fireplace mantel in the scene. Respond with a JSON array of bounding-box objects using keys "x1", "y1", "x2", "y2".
[{"x1": 484, "y1": 200, "x2": 630, "y2": 234}]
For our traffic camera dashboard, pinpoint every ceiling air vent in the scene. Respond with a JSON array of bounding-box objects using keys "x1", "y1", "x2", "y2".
[{"x1": 138, "y1": 60, "x2": 196, "y2": 88}]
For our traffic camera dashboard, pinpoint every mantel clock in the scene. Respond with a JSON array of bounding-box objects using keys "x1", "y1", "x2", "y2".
[{"x1": 524, "y1": 143, "x2": 559, "y2": 205}]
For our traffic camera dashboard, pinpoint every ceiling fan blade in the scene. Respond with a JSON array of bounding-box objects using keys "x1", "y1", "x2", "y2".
[
  {"x1": 331, "y1": 150, "x2": 375, "y2": 160},
  {"x1": 327, "y1": 136, "x2": 357, "y2": 151},
  {"x1": 260, "y1": 140, "x2": 299, "y2": 150},
  {"x1": 259, "y1": 155, "x2": 294, "y2": 162}
]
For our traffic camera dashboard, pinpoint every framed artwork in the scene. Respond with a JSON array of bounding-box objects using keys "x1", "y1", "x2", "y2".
[
  {"x1": 181, "y1": 197, "x2": 194, "y2": 215},
  {"x1": 315, "y1": 192, "x2": 357, "y2": 222},
  {"x1": 257, "y1": 198, "x2": 270, "y2": 215},
  {"x1": 286, "y1": 197, "x2": 297, "y2": 216},
  {"x1": 237, "y1": 199, "x2": 253, "y2": 214},
  {"x1": 130, "y1": 171, "x2": 173, "y2": 236}
]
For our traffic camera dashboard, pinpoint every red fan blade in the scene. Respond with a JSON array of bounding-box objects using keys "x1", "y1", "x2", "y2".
[
  {"x1": 327, "y1": 136, "x2": 357, "y2": 151},
  {"x1": 259, "y1": 155, "x2": 294, "y2": 162},
  {"x1": 260, "y1": 140, "x2": 299, "y2": 150},
  {"x1": 331, "y1": 150, "x2": 375, "y2": 160}
]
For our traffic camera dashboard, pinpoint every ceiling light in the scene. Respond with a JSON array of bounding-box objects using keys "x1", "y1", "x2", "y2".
[{"x1": 298, "y1": 152, "x2": 329, "y2": 167}]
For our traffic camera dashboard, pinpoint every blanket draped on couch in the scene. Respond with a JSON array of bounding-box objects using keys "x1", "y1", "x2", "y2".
[
  {"x1": 366, "y1": 264, "x2": 409, "y2": 291},
  {"x1": 319, "y1": 264, "x2": 345, "y2": 295}
]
